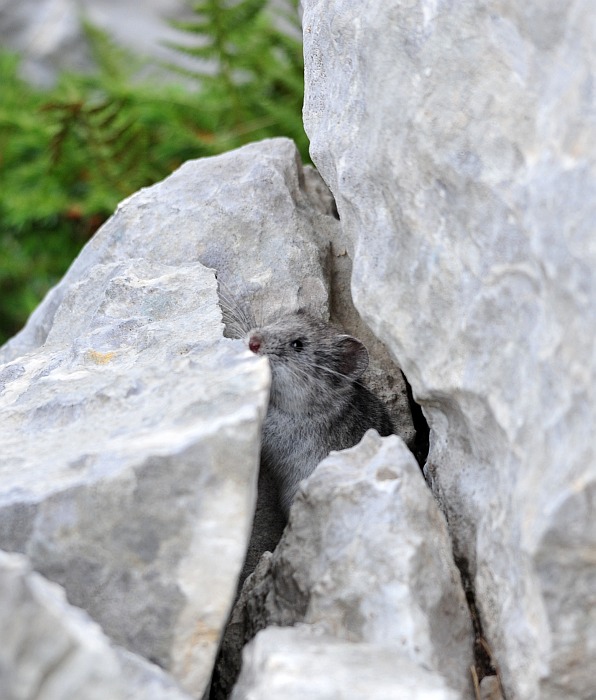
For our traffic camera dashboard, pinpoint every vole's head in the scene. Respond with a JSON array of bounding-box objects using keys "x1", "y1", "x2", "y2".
[{"x1": 246, "y1": 310, "x2": 369, "y2": 414}]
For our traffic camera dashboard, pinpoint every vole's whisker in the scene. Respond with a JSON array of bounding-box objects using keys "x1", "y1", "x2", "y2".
[
  {"x1": 216, "y1": 278, "x2": 256, "y2": 337},
  {"x1": 309, "y1": 362, "x2": 352, "y2": 383},
  {"x1": 285, "y1": 363, "x2": 310, "y2": 386}
]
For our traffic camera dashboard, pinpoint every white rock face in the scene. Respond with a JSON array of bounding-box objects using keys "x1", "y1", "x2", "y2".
[
  {"x1": 228, "y1": 433, "x2": 474, "y2": 697},
  {"x1": 0, "y1": 139, "x2": 333, "y2": 365},
  {"x1": 303, "y1": 2, "x2": 596, "y2": 699},
  {"x1": 232, "y1": 626, "x2": 463, "y2": 700},
  {"x1": 0, "y1": 550, "x2": 193, "y2": 700},
  {"x1": 0, "y1": 256, "x2": 267, "y2": 696},
  {"x1": 0, "y1": 138, "x2": 348, "y2": 696}
]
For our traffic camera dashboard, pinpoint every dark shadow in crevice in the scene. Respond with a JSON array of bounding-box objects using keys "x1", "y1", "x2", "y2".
[
  {"x1": 455, "y1": 555, "x2": 504, "y2": 697},
  {"x1": 402, "y1": 370, "x2": 429, "y2": 470}
]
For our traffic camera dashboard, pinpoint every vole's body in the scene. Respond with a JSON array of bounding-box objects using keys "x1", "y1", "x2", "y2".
[{"x1": 247, "y1": 310, "x2": 394, "y2": 515}]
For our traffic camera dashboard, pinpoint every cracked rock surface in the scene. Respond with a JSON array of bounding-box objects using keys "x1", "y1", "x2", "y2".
[
  {"x1": 0, "y1": 254, "x2": 267, "y2": 696},
  {"x1": 0, "y1": 551, "x2": 193, "y2": 700},
  {"x1": 303, "y1": 1, "x2": 596, "y2": 698}
]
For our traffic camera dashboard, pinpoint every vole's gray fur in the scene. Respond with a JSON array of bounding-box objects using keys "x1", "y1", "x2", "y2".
[{"x1": 247, "y1": 309, "x2": 394, "y2": 515}]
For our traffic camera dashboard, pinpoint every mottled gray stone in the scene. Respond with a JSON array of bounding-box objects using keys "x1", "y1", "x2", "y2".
[
  {"x1": 223, "y1": 433, "x2": 474, "y2": 697},
  {"x1": 1, "y1": 139, "x2": 331, "y2": 364},
  {"x1": 0, "y1": 257, "x2": 267, "y2": 697},
  {"x1": 231, "y1": 623, "x2": 464, "y2": 700},
  {"x1": 0, "y1": 550, "x2": 192, "y2": 700},
  {"x1": 303, "y1": 2, "x2": 596, "y2": 699}
]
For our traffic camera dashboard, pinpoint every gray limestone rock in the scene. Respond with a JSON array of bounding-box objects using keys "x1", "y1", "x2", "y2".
[
  {"x1": 222, "y1": 433, "x2": 474, "y2": 697},
  {"x1": 0, "y1": 138, "x2": 331, "y2": 365},
  {"x1": 0, "y1": 550, "x2": 192, "y2": 700},
  {"x1": 0, "y1": 256, "x2": 267, "y2": 697},
  {"x1": 231, "y1": 625, "x2": 464, "y2": 700},
  {"x1": 302, "y1": 1, "x2": 596, "y2": 698}
]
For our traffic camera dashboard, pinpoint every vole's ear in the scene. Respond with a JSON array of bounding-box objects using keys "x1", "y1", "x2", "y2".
[{"x1": 336, "y1": 336, "x2": 369, "y2": 379}]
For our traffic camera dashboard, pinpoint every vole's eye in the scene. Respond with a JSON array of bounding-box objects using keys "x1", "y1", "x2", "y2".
[{"x1": 290, "y1": 338, "x2": 304, "y2": 352}]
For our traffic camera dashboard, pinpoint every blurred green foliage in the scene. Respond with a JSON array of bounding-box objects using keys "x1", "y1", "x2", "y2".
[{"x1": 0, "y1": 0, "x2": 307, "y2": 345}]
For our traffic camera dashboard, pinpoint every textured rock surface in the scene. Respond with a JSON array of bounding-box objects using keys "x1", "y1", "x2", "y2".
[
  {"x1": 0, "y1": 256, "x2": 267, "y2": 696},
  {"x1": 0, "y1": 550, "x2": 192, "y2": 700},
  {"x1": 303, "y1": 2, "x2": 596, "y2": 699},
  {"x1": 0, "y1": 139, "x2": 331, "y2": 365},
  {"x1": 232, "y1": 626, "x2": 463, "y2": 700},
  {"x1": 220, "y1": 433, "x2": 474, "y2": 697}
]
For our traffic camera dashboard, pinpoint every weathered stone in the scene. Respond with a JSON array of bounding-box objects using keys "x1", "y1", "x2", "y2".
[
  {"x1": 0, "y1": 139, "x2": 332, "y2": 364},
  {"x1": 0, "y1": 550, "x2": 192, "y2": 700},
  {"x1": 303, "y1": 2, "x2": 596, "y2": 698},
  {"x1": 0, "y1": 257, "x2": 267, "y2": 697},
  {"x1": 221, "y1": 433, "x2": 474, "y2": 697},
  {"x1": 231, "y1": 625, "x2": 464, "y2": 700}
]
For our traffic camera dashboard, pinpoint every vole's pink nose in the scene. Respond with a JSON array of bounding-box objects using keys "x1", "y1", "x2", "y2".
[{"x1": 248, "y1": 334, "x2": 262, "y2": 353}]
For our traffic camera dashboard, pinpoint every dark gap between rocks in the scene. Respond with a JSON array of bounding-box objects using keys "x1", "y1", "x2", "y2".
[
  {"x1": 401, "y1": 375, "x2": 504, "y2": 696},
  {"x1": 455, "y1": 555, "x2": 504, "y2": 697},
  {"x1": 402, "y1": 370, "x2": 430, "y2": 469}
]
